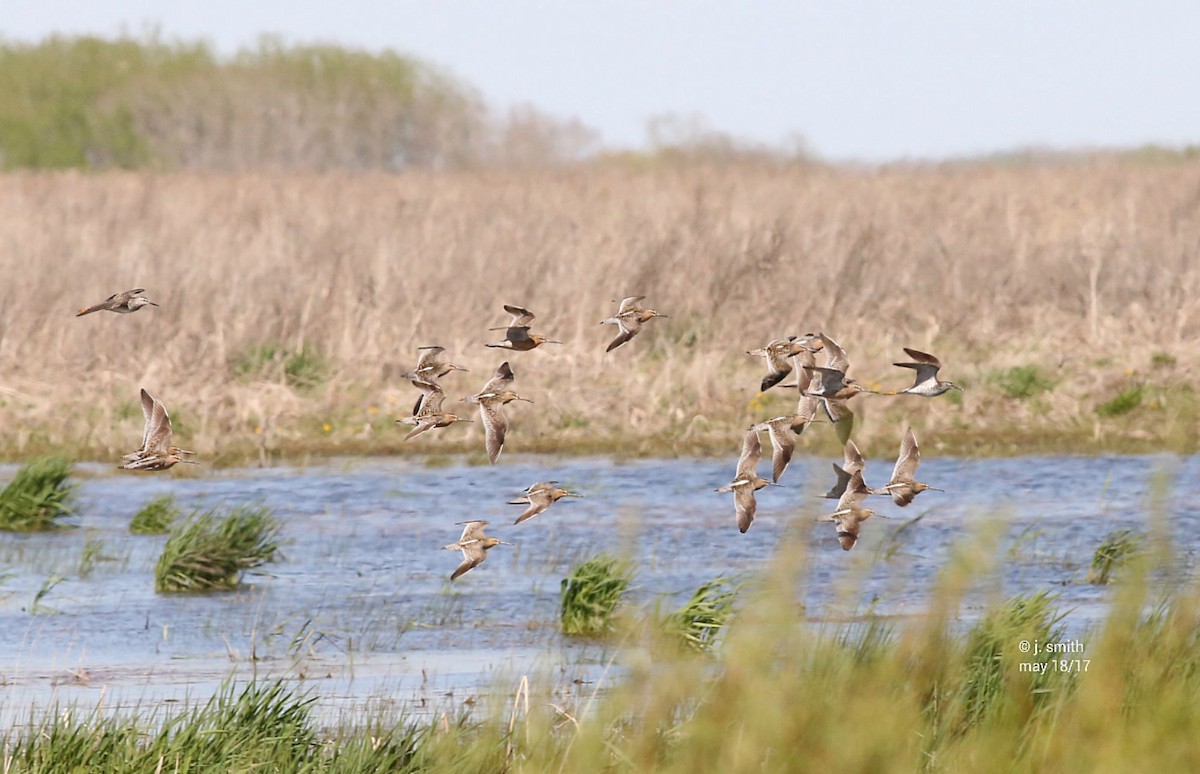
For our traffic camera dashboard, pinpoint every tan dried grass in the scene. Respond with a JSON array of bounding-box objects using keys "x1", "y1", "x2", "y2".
[{"x1": 2, "y1": 160, "x2": 1198, "y2": 462}]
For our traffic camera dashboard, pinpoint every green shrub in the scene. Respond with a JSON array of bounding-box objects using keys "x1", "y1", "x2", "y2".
[
  {"x1": 0, "y1": 457, "x2": 75, "y2": 531},
  {"x1": 0, "y1": 36, "x2": 483, "y2": 172},
  {"x1": 155, "y1": 505, "x2": 280, "y2": 593},
  {"x1": 560, "y1": 554, "x2": 633, "y2": 636},
  {"x1": 232, "y1": 342, "x2": 280, "y2": 379},
  {"x1": 233, "y1": 342, "x2": 326, "y2": 388},
  {"x1": 130, "y1": 493, "x2": 181, "y2": 535},
  {"x1": 995, "y1": 366, "x2": 1055, "y2": 400},
  {"x1": 1151, "y1": 352, "x2": 1177, "y2": 369},
  {"x1": 1096, "y1": 385, "x2": 1144, "y2": 417},
  {"x1": 283, "y1": 346, "x2": 327, "y2": 388}
]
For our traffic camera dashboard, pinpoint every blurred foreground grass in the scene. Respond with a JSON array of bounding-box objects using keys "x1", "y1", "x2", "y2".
[{"x1": 5, "y1": 523, "x2": 1199, "y2": 772}]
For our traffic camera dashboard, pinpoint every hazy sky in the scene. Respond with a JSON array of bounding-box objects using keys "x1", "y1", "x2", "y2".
[{"x1": 4, "y1": 1, "x2": 1198, "y2": 161}]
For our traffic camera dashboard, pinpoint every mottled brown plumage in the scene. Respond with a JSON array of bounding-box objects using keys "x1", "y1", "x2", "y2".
[
  {"x1": 600, "y1": 295, "x2": 668, "y2": 351},
  {"x1": 747, "y1": 334, "x2": 820, "y2": 392},
  {"x1": 76, "y1": 288, "x2": 159, "y2": 317},
  {"x1": 510, "y1": 481, "x2": 581, "y2": 524},
  {"x1": 120, "y1": 389, "x2": 198, "y2": 471},
  {"x1": 397, "y1": 378, "x2": 472, "y2": 440},
  {"x1": 891, "y1": 348, "x2": 962, "y2": 397},
  {"x1": 444, "y1": 521, "x2": 509, "y2": 580},
  {"x1": 803, "y1": 333, "x2": 878, "y2": 443},
  {"x1": 487, "y1": 305, "x2": 561, "y2": 351},
  {"x1": 817, "y1": 469, "x2": 880, "y2": 551},
  {"x1": 464, "y1": 362, "x2": 532, "y2": 464},
  {"x1": 408, "y1": 346, "x2": 469, "y2": 414},
  {"x1": 822, "y1": 440, "x2": 867, "y2": 500},
  {"x1": 877, "y1": 427, "x2": 943, "y2": 506},
  {"x1": 716, "y1": 428, "x2": 773, "y2": 533}
]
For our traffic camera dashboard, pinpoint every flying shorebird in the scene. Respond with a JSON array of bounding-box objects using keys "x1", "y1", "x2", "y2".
[
  {"x1": 122, "y1": 388, "x2": 196, "y2": 464},
  {"x1": 753, "y1": 416, "x2": 806, "y2": 483},
  {"x1": 890, "y1": 348, "x2": 963, "y2": 397},
  {"x1": 486, "y1": 304, "x2": 561, "y2": 351},
  {"x1": 778, "y1": 345, "x2": 826, "y2": 433},
  {"x1": 822, "y1": 439, "x2": 867, "y2": 500},
  {"x1": 120, "y1": 389, "x2": 198, "y2": 472},
  {"x1": 876, "y1": 427, "x2": 943, "y2": 506},
  {"x1": 415, "y1": 345, "x2": 468, "y2": 380},
  {"x1": 397, "y1": 378, "x2": 472, "y2": 440},
  {"x1": 76, "y1": 288, "x2": 158, "y2": 317},
  {"x1": 600, "y1": 295, "x2": 668, "y2": 352},
  {"x1": 463, "y1": 362, "x2": 533, "y2": 464},
  {"x1": 817, "y1": 468, "x2": 883, "y2": 551},
  {"x1": 716, "y1": 427, "x2": 775, "y2": 533},
  {"x1": 747, "y1": 334, "x2": 819, "y2": 392},
  {"x1": 803, "y1": 333, "x2": 877, "y2": 443},
  {"x1": 407, "y1": 345, "x2": 469, "y2": 414},
  {"x1": 444, "y1": 520, "x2": 509, "y2": 580},
  {"x1": 510, "y1": 481, "x2": 582, "y2": 524}
]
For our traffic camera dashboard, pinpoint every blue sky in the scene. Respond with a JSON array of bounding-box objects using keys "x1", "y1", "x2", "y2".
[{"x1": 4, "y1": 1, "x2": 1198, "y2": 161}]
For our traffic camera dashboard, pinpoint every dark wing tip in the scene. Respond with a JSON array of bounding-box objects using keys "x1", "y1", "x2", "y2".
[{"x1": 760, "y1": 372, "x2": 786, "y2": 392}]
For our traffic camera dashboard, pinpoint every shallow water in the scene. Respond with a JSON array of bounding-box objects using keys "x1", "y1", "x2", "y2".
[{"x1": 0, "y1": 453, "x2": 1196, "y2": 726}]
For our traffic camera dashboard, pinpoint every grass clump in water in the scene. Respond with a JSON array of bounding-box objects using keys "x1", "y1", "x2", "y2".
[
  {"x1": 662, "y1": 575, "x2": 739, "y2": 653},
  {"x1": 129, "y1": 493, "x2": 181, "y2": 535},
  {"x1": 1086, "y1": 528, "x2": 1143, "y2": 585},
  {"x1": 0, "y1": 456, "x2": 75, "y2": 531},
  {"x1": 560, "y1": 554, "x2": 633, "y2": 637},
  {"x1": 1096, "y1": 384, "x2": 1145, "y2": 417},
  {"x1": 155, "y1": 504, "x2": 280, "y2": 593},
  {"x1": 995, "y1": 365, "x2": 1055, "y2": 400}
]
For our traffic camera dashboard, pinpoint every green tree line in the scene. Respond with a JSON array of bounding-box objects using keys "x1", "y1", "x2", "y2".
[{"x1": 0, "y1": 34, "x2": 600, "y2": 171}]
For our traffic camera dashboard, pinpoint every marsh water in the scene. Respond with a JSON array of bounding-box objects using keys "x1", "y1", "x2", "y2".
[{"x1": 1, "y1": 453, "x2": 1197, "y2": 727}]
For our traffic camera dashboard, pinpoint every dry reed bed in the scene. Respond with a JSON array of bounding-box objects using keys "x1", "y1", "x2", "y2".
[{"x1": 1, "y1": 161, "x2": 1198, "y2": 462}]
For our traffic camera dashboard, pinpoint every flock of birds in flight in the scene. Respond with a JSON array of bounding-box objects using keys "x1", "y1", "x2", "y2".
[{"x1": 75, "y1": 289, "x2": 961, "y2": 579}]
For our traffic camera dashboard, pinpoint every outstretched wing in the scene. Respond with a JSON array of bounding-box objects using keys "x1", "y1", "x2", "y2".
[
  {"x1": 412, "y1": 379, "x2": 446, "y2": 416},
  {"x1": 890, "y1": 427, "x2": 921, "y2": 483},
  {"x1": 144, "y1": 394, "x2": 173, "y2": 455},
  {"x1": 734, "y1": 427, "x2": 762, "y2": 480},
  {"x1": 452, "y1": 545, "x2": 487, "y2": 580},
  {"x1": 513, "y1": 491, "x2": 552, "y2": 524},
  {"x1": 843, "y1": 439, "x2": 865, "y2": 476},
  {"x1": 404, "y1": 419, "x2": 439, "y2": 441},
  {"x1": 457, "y1": 520, "x2": 490, "y2": 542},
  {"x1": 836, "y1": 470, "x2": 871, "y2": 512},
  {"x1": 503, "y1": 304, "x2": 537, "y2": 327},
  {"x1": 480, "y1": 361, "x2": 516, "y2": 394},
  {"x1": 606, "y1": 316, "x2": 643, "y2": 352},
  {"x1": 138, "y1": 388, "x2": 156, "y2": 452},
  {"x1": 824, "y1": 463, "x2": 853, "y2": 500},
  {"x1": 819, "y1": 333, "x2": 850, "y2": 373},
  {"x1": 902, "y1": 348, "x2": 941, "y2": 368},
  {"x1": 616, "y1": 296, "x2": 646, "y2": 315},
  {"x1": 806, "y1": 366, "x2": 849, "y2": 396},
  {"x1": 414, "y1": 345, "x2": 445, "y2": 372},
  {"x1": 480, "y1": 401, "x2": 508, "y2": 464},
  {"x1": 735, "y1": 487, "x2": 757, "y2": 533},
  {"x1": 759, "y1": 419, "x2": 795, "y2": 483},
  {"x1": 505, "y1": 327, "x2": 534, "y2": 345}
]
